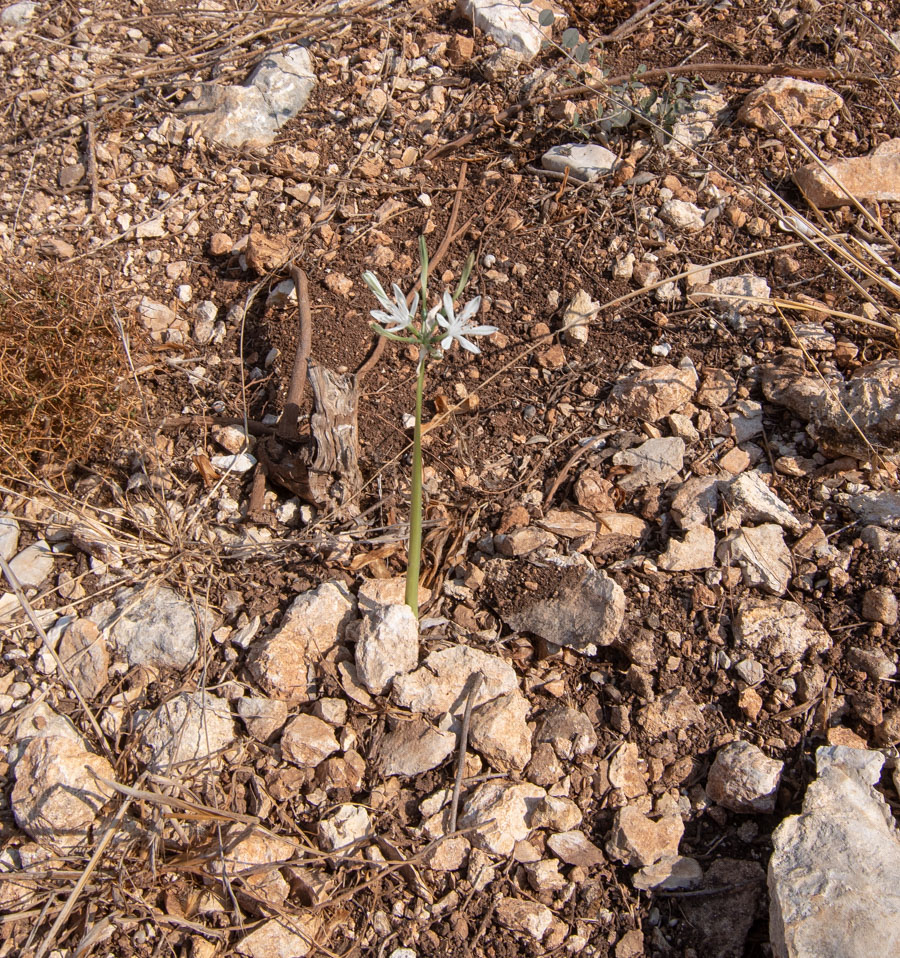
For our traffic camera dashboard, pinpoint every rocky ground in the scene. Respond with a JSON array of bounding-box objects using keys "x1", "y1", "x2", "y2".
[{"x1": 2, "y1": 0, "x2": 900, "y2": 956}]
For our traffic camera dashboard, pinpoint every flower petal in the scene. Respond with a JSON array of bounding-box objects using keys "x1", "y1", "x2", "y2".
[{"x1": 458, "y1": 336, "x2": 481, "y2": 354}]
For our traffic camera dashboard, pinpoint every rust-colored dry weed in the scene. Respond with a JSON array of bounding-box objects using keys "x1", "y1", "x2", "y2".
[{"x1": 0, "y1": 265, "x2": 133, "y2": 474}]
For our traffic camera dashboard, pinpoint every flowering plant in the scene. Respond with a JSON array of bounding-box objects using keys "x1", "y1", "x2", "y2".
[{"x1": 363, "y1": 239, "x2": 496, "y2": 615}]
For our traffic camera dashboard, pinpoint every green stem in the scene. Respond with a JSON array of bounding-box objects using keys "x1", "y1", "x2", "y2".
[{"x1": 405, "y1": 352, "x2": 426, "y2": 617}]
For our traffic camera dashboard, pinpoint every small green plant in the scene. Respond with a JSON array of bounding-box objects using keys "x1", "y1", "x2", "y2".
[{"x1": 363, "y1": 241, "x2": 496, "y2": 616}]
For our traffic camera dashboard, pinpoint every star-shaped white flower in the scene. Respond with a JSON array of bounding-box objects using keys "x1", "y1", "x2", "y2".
[
  {"x1": 363, "y1": 270, "x2": 418, "y2": 333},
  {"x1": 434, "y1": 291, "x2": 496, "y2": 354}
]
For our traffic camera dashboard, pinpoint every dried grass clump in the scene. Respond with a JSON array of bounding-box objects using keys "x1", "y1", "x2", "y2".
[{"x1": 0, "y1": 265, "x2": 133, "y2": 474}]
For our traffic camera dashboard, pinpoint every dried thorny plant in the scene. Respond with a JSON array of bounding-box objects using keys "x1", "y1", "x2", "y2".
[{"x1": 0, "y1": 265, "x2": 135, "y2": 478}]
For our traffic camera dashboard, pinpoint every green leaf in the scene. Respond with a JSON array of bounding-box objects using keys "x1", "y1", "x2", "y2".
[
  {"x1": 562, "y1": 27, "x2": 580, "y2": 48},
  {"x1": 635, "y1": 63, "x2": 647, "y2": 74},
  {"x1": 454, "y1": 251, "x2": 476, "y2": 301},
  {"x1": 575, "y1": 41, "x2": 591, "y2": 63},
  {"x1": 538, "y1": 8, "x2": 555, "y2": 26}
]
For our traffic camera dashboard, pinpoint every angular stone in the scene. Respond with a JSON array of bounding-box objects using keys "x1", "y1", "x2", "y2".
[
  {"x1": 547, "y1": 830, "x2": 605, "y2": 867},
  {"x1": 459, "y1": 781, "x2": 546, "y2": 857},
  {"x1": 605, "y1": 364, "x2": 697, "y2": 422},
  {"x1": 660, "y1": 198, "x2": 705, "y2": 232},
  {"x1": 376, "y1": 718, "x2": 456, "y2": 777},
  {"x1": 496, "y1": 897, "x2": 554, "y2": 940},
  {"x1": 11, "y1": 734, "x2": 115, "y2": 852},
  {"x1": 183, "y1": 46, "x2": 315, "y2": 150},
  {"x1": 606, "y1": 806, "x2": 684, "y2": 867},
  {"x1": 695, "y1": 275, "x2": 771, "y2": 327},
  {"x1": 862, "y1": 587, "x2": 898, "y2": 626},
  {"x1": 525, "y1": 858, "x2": 568, "y2": 892},
  {"x1": 248, "y1": 581, "x2": 356, "y2": 700},
  {"x1": 717, "y1": 524, "x2": 792, "y2": 595},
  {"x1": 459, "y1": 0, "x2": 563, "y2": 60},
  {"x1": 356, "y1": 576, "x2": 431, "y2": 614},
  {"x1": 0, "y1": 513, "x2": 20, "y2": 561},
  {"x1": 638, "y1": 687, "x2": 704, "y2": 737},
  {"x1": 424, "y1": 835, "x2": 470, "y2": 871},
  {"x1": 739, "y1": 77, "x2": 843, "y2": 133},
  {"x1": 237, "y1": 696, "x2": 289, "y2": 742},
  {"x1": 561, "y1": 288, "x2": 599, "y2": 344},
  {"x1": 658, "y1": 524, "x2": 716, "y2": 571},
  {"x1": 318, "y1": 804, "x2": 370, "y2": 852},
  {"x1": 633, "y1": 855, "x2": 703, "y2": 891},
  {"x1": 671, "y1": 476, "x2": 721, "y2": 529},
  {"x1": 392, "y1": 645, "x2": 518, "y2": 718},
  {"x1": 58, "y1": 618, "x2": 108, "y2": 698},
  {"x1": 9, "y1": 540, "x2": 54, "y2": 589},
  {"x1": 236, "y1": 916, "x2": 320, "y2": 958},
  {"x1": 219, "y1": 825, "x2": 296, "y2": 903},
  {"x1": 534, "y1": 706, "x2": 597, "y2": 761},
  {"x1": 494, "y1": 526, "x2": 556, "y2": 556},
  {"x1": 794, "y1": 138, "x2": 900, "y2": 208},
  {"x1": 503, "y1": 560, "x2": 625, "y2": 650},
  {"x1": 608, "y1": 742, "x2": 648, "y2": 799},
  {"x1": 733, "y1": 597, "x2": 831, "y2": 663},
  {"x1": 769, "y1": 746, "x2": 900, "y2": 958},
  {"x1": 721, "y1": 472, "x2": 802, "y2": 533},
  {"x1": 470, "y1": 689, "x2": 532, "y2": 772},
  {"x1": 538, "y1": 508, "x2": 597, "y2": 538},
  {"x1": 355, "y1": 602, "x2": 418, "y2": 695},
  {"x1": 108, "y1": 585, "x2": 198, "y2": 670},
  {"x1": 281, "y1": 715, "x2": 339, "y2": 768},
  {"x1": 613, "y1": 437, "x2": 685, "y2": 491},
  {"x1": 847, "y1": 646, "x2": 896, "y2": 681},
  {"x1": 531, "y1": 795, "x2": 583, "y2": 831},
  {"x1": 850, "y1": 491, "x2": 900, "y2": 529},
  {"x1": 138, "y1": 692, "x2": 235, "y2": 772},
  {"x1": 542, "y1": 142, "x2": 618, "y2": 181},
  {"x1": 696, "y1": 367, "x2": 736, "y2": 408},
  {"x1": 707, "y1": 741, "x2": 783, "y2": 813}
]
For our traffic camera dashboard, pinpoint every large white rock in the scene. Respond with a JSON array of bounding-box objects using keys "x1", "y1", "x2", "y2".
[
  {"x1": 236, "y1": 916, "x2": 320, "y2": 958},
  {"x1": 11, "y1": 733, "x2": 115, "y2": 852},
  {"x1": 183, "y1": 46, "x2": 315, "y2": 150},
  {"x1": 542, "y1": 142, "x2": 619, "y2": 181},
  {"x1": 717, "y1": 524, "x2": 792, "y2": 595},
  {"x1": 0, "y1": 513, "x2": 19, "y2": 561},
  {"x1": 721, "y1": 471, "x2": 802, "y2": 533},
  {"x1": 375, "y1": 718, "x2": 456, "y2": 778},
  {"x1": 108, "y1": 585, "x2": 198, "y2": 670},
  {"x1": 707, "y1": 741, "x2": 783, "y2": 814},
  {"x1": 769, "y1": 746, "x2": 900, "y2": 958},
  {"x1": 355, "y1": 602, "x2": 418, "y2": 695},
  {"x1": 318, "y1": 804, "x2": 370, "y2": 852},
  {"x1": 458, "y1": 0, "x2": 562, "y2": 60},
  {"x1": 9, "y1": 539, "x2": 54, "y2": 589},
  {"x1": 469, "y1": 689, "x2": 533, "y2": 772},
  {"x1": 739, "y1": 77, "x2": 843, "y2": 133},
  {"x1": 138, "y1": 691, "x2": 235, "y2": 772},
  {"x1": 733, "y1": 597, "x2": 831, "y2": 663},
  {"x1": 460, "y1": 781, "x2": 546, "y2": 857},
  {"x1": 280, "y1": 714, "x2": 340, "y2": 768}
]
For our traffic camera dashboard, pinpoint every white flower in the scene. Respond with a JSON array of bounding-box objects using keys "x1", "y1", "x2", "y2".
[
  {"x1": 362, "y1": 270, "x2": 418, "y2": 333},
  {"x1": 435, "y1": 291, "x2": 496, "y2": 354}
]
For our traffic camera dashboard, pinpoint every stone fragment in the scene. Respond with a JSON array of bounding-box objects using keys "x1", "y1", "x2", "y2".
[
  {"x1": 494, "y1": 525, "x2": 556, "y2": 556},
  {"x1": 183, "y1": 46, "x2": 315, "y2": 150},
  {"x1": 538, "y1": 508, "x2": 597, "y2": 538},
  {"x1": 526, "y1": 742, "x2": 564, "y2": 786},
  {"x1": 670, "y1": 476, "x2": 721, "y2": 529},
  {"x1": 392, "y1": 645, "x2": 517, "y2": 718},
  {"x1": 246, "y1": 229, "x2": 291, "y2": 274},
  {"x1": 542, "y1": 142, "x2": 618, "y2": 181},
  {"x1": 606, "y1": 806, "x2": 684, "y2": 867},
  {"x1": 739, "y1": 77, "x2": 843, "y2": 133},
  {"x1": 633, "y1": 855, "x2": 703, "y2": 891},
  {"x1": 318, "y1": 804, "x2": 370, "y2": 852},
  {"x1": 209, "y1": 232, "x2": 233, "y2": 256},
  {"x1": 534, "y1": 706, "x2": 598, "y2": 761},
  {"x1": 547, "y1": 830, "x2": 605, "y2": 867},
  {"x1": 355, "y1": 602, "x2": 418, "y2": 695},
  {"x1": 696, "y1": 367, "x2": 736, "y2": 407},
  {"x1": 794, "y1": 138, "x2": 900, "y2": 208},
  {"x1": 658, "y1": 524, "x2": 716, "y2": 571},
  {"x1": 424, "y1": 836, "x2": 470, "y2": 871},
  {"x1": 561, "y1": 288, "x2": 599, "y2": 344},
  {"x1": 604, "y1": 364, "x2": 697, "y2": 422},
  {"x1": 502, "y1": 560, "x2": 625, "y2": 650},
  {"x1": 211, "y1": 453, "x2": 257, "y2": 474},
  {"x1": 660, "y1": 198, "x2": 705, "y2": 231},
  {"x1": 459, "y1": 781, "x2": 546, "y2": 857},
  {"x1": 638, "y1": 687, "x2": 704, "y2": 738},
  {"x1": 531, "y1": 795, "x2": 583, "y2": 831},
  {"x1": 9, "y1": 540, "x2": 54, "y2": 589},
  {"x1": 595, "y1": 513, "x2": 649, "y2": 539},
  {"x1": 375, "y1": 718, "x2": 456, "y2": 778},
  {"x1": 0, "y1": 513, "x2": 19, "y2": 561},
  {"x1": 108, "y1": 586, "x2": 198, "y2": 670},
  {"x1": 137, "y1": 297, "x2": 177, "y2": 334},
  {"x1": 875, "y1": 708, "x2": 900, "y2": 745},
  {"x1": 769, "y1": 746, "x2": 900, "y2": 958},
  {"x1": 608, "y1": 742, "x2": 648, "y2": 798},
  {"x1": 721, "y1": 472, "x2": 802, "y2": 533},
  {"x1": 236, "y1": 916, "x2": 320, "y2": 958},
  {"x1": 496, "y1": 897, "x2": 554, "y2": 941},
  {"x1": 138, "y1": 691, "x2": 235, "y2": 772},
  {"x1": 733, "y1": 597, "x2": 831, "y2": 662},
  {"x1": 11, "y1": 734, "x2": 115, "y2": 852},
  {"x1": 237, "y1": 696, "x2": 289, "y2": 742},
  {"x1": 458, "y1": 0, "x2": 563, "y2": 60},
  {"x1": 248, "y1": 581, "x2": 355, "y2": 700},
  {"x1": 470, "y1": 689, "x2": 532, "y2": 772},
  {"x1": 1, "y1": 1, "x2": 37, "y2": 29},
  {"x1": 219, "y1": 825, "x2": 296, "y2": 903},
  {"x1": 847, "y1": 646, "x2": 896, "y2": 681},
  {"x1": 862, "y1": 587, "x2": 898, "y2": 626},
  {"x1": 613, "y1": 437, "x2": 685, "y2": 491},
  {"x1": 356, "y1": 576, "x2": 431, "y2": 613},
  {"x1": 525, "y1": 858, "x2": 568, "y2": 892},
  {"x1": 763, "y1": 356, "x2": 900, "y2": 459},
  {"x1": 615, "y1": 929, "x2": 645, "y2": 958},
  {"x1": 706, "y1": 741, "x2": 783, "y2": 813},
  {"x1": 667, "y1": 90, "x2": 729, "y2": 154},
  {"x1": 717, "y1": 524, "x2": 792, "y2": 595},
  {"x1": 281, "y1": 715, "x2": 340, "y2": 768},
  {"x1": 58, "y1": 618, "x2": 108, "y2": 698},
  {"x1": 694, "y1": 275, "x2": 771, "y2": 328}
]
